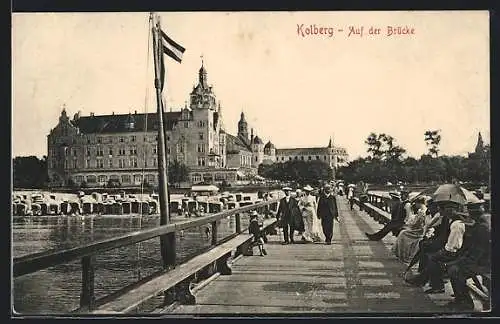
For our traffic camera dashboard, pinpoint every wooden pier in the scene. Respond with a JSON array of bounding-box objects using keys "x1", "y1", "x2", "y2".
[
  {"x1": 158, "y1": 198, "x2": 488, "y2": 314},
  {"x1": 13, "y1": 197, "x2": 490, "y2": 315}
]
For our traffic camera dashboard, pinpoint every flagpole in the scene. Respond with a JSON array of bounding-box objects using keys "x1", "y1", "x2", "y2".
[{"x1": 151, "y1": 12, "x2": 175, "y2": 269}]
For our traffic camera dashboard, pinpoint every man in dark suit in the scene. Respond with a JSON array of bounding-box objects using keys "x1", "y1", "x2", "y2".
[
  {"x1": 276, "y1": 187, "x2": 300, "y2": 244},
  {"x1": 444, "y1": 202, "x2": 490, "y2": 311},
  {"x1": 317, "y1": 184, "x2": 339, "y2": 244},
  {"x1": 365, "y1": 190, "x2": 410, "y2": 241}
]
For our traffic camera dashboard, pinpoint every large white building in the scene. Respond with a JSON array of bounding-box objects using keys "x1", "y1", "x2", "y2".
[{"x1": 47, "y1": 61, "x2": 348, "y2": 188}]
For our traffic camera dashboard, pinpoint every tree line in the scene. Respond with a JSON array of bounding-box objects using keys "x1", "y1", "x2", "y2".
[{"x1": 336, "y1": 130, "x2": 490, "y2": 185}]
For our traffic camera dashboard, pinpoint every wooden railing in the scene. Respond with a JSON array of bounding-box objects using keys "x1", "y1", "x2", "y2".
[{"x1": 13, "y1": 199, "x2": 280, "y2": 312}]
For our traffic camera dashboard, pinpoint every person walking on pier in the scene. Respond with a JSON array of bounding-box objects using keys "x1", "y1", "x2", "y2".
[
  {"x1": 299, "y1": 185, "x2": 325, "y2": 243},
  {"x1": 365, "y1": 190, "x2": 411, "y2": 241},
  {"x1": 317, "y1": 184, "x2": 339, "y2": 245},
  {"x1": 249, "y1": 211, "x2": 268, "y2": 256},
  {"x1": 276, "y1": 187, "x2": 300, "y2": 244}
]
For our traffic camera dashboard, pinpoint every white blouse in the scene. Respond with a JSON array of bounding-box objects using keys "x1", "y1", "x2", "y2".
[{"x1": 445, "y1": 220, "x2": 466, "y2": 253}]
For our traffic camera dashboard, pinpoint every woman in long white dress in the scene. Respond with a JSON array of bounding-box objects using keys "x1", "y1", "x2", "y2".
[{"x1": 300, "y1": 185, "x2": 325, "y2": 243}]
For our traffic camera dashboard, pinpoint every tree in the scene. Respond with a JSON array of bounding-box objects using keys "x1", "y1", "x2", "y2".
[
  {"x1": 365, "y1": 132, "x2": 384, "y2": 160},
  {"x1": 13, "y1": 156, "x2": 48, "y2": 189},
  {"x1": 168, "y1": 160, "x2": 189, "y2": 186},
  {"x1": 424, "y1": 130, "x2": 442, "y2": 158}
]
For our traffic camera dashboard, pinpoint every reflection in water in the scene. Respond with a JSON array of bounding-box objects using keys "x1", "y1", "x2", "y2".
[{"x1": 13, "y1": 213, "x2": 248, "y2": 314}]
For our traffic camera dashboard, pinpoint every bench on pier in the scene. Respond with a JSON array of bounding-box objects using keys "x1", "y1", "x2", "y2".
[
  {"x1": 355, "y1": 196, "x2": 491, "y2": 310},
  {"x1": 92, "y1": 219, "x2": 276, "y2": 314}
]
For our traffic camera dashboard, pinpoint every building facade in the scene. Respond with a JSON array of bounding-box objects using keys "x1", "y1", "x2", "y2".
[{"x1": 47, "y1": 61, "x2": 348, "y2": 188}]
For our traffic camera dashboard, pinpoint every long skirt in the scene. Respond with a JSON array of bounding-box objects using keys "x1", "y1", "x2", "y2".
[
  {"x1": 392, "y1": 227, "x2": 424, "y2": 264},
  {"x1": 302, "y1": 208, "x2": 325, "y2": 242}
]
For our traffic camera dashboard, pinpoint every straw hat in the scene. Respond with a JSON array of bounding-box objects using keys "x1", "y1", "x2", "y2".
[
  {"x1": 303, "y1": 185, "x2": 314, "y2": 192},
  {"x1": 250, "y1": 210, "x2": 258, "y2": 218},
  {"x1": 282, "y1": 187, "x2": 292, "y2": 191}
]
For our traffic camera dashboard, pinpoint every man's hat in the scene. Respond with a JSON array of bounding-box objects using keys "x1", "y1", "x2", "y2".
[
  {"x1": 282, "y1": 186, "x2": 292, "y2": 191},
  {"x1": 303, "y1": 185, "x2": 314, "y2": 191},
  {"x1": 323, "y1": 184, "x2": 332, "y2": 189},
  {"x1": 250, "y1": 210, "x2": 259, "y2": 218}
]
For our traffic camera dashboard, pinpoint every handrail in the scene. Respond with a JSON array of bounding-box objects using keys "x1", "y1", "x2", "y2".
[{"x1": 14, "y1": 198, "x2": 280, "y2": 278}]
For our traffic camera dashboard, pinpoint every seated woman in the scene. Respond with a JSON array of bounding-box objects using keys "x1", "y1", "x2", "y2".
[{"x1": 392, "y1": 196, "x2": 429, "y2": 264}]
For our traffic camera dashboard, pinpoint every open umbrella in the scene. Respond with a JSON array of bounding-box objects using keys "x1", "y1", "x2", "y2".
[{"x1": 410, "y1": 184, "x2": 481, "y2": 205}]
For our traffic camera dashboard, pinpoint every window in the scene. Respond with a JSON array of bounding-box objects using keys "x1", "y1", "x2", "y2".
[
  {"x1": 87, "y1": 139, "x2": 91, "y2": 144},
  {"x1": 97, "y1": 137, "x2": 102, "y2": 144},
  {"x1": 64, "y1": 160, "x2": 68, "y2": 169},
  {"x1": 308, "y1": 156, "x2": 312, "y2": 161},
  {"x1": 109, "y1": 148, "x2": 113, "y2": 156},
  {"x1": 153, "y1": 146, "x2": 157, "y2": 155},
  {"x1": 87, "y1": 175, "x2": 97, "y2": 183},
  {"x1": 294, "y1": 156, "x2": 298, "y2": 160},
  {"x1": 198, "y1": 120, "x2": 206, "y2": 128},
  {"x1": 316, "y1": 156, "x2": 320, "y2": 160},
  {"x1": 131, "y1": 158, "x2": 138, "y2": 167},
  {"x1": 134, "y1": 174, "x2": 142, "y2": 183},
  {"x1": 97, "y1": 147, "x2": 104, "y2": 156},
  {"x1": 119, "y1": 148, "x2": 126, "y2": 156},
  {"x1": 120, "y1": 137, "x2": 124, "y2": 143},
  {"x1": 167, "y1": 135, "x2": 170, "y2": 141},
  {"x1": 121, "y1": 175, "x2": 131, "y2": 183},
  {"x1": 86, "y1": 149, "x2": 91, "y2": 156},
  {"x1": 75, "y1": 175, "x2": 84, "y2": 183},
  {"x1": 167, "y1": 147, "x2": 171, "y2": 154},
  {"x1": 255, "y1": 156, "x2": 258, "y2": 162},
  {"x1": 147, "y1": 175, "x2": 156, "y2": 183},
  {"x1": 199, "y1": 133, "x2": 204, "y2": 140},
  {"x1": 108, "y1": 159, "x2": 113, "y2": 168},
  {"x1": 197, "y1": 144, "x2": 205, "y2": 153},
  {"x1": 97, "y1": 159, "x2": 104, "y2": 168},
  {"x1": 73, "y1": 159, "x2": 77, "y2": 168},
  {"x1": 131, "y1": 136, "x2": 136, "y2": 142},
  {"x1": 184, "y1": 122, "x2": 189, "y2": 128},
  {"x1": 130, "y1": 147, "x2": 137, "y2": 155},
  {"x1": 72, "y1": 149, "x2": 77, "y2": 156},
  {"x1": 301, "y1": 156, "x2": 304, "y2": 161},
  {"x1": 119, "y1": 159, "x2": 125, "y2": 168},
  {"x1": 86, "y1": 159, "x2": 91, "y2": 168},
  {"x1": 324, "y1": 156, "x2": 327, "y2": 160},
  {"x1": 198, "y1": 157, "x2": 206, "y2": 166},
  {"x1": 98, "y1": 175, "x2": 107, "y2": 183}
]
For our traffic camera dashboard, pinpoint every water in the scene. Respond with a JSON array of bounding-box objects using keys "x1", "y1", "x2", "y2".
[{"x1": 12, "y1": 212, "x2": 251, "y2": 314}]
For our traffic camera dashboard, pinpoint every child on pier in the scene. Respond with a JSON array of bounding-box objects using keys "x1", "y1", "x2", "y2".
[{"x1": 249, "y1": 211, "x2": 267, "y2": 256}]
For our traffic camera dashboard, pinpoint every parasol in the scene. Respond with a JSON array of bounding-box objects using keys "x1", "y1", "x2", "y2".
[{"x1": 410, "y1": 183, "x2": 482, "y2": 205}]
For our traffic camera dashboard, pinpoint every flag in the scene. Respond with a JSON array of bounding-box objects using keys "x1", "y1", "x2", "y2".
[
  {"x1": 156, "y1": 26, "x2": 185, "y2": 91},
  {"x1": 160, "y1": 29, "x2": 185, "y2": 63}
]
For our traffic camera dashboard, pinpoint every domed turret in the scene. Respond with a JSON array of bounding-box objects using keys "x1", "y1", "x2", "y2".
[{"x1": 252, "y1": 135, "x2": 263, "y2": 145}]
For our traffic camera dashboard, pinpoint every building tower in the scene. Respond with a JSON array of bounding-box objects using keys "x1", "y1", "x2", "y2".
[
  {"x1": 475, "y1": 132, "x2": 485, "y2": 155},
  {"x1": 238, "y1": 112, "x2": 249, "y2": 144}
]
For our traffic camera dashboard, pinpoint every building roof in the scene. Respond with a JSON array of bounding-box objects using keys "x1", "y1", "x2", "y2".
[
  {"x1": 252, "y1": 135, "x2": 263, "y2": 145},
  {"x1": 70, "y1": 112, "x2": 183, "y2": 134},
  {"x1": 264, "y1": 141, "x2": 275, "y2": 149},
  {"x1": 276, "y1": 147, "x2": 330, "y2": 155},
  {"x1": 226, "y1": 133, "x2": 252, "y2": 153}
]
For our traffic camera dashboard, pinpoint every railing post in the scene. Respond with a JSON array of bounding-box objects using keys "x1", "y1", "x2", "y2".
[
  {"x1": 235, "y1": 213, "x2": 241, "y2": 233},
  {"x1": 80, "y1": 255, "x2": 96, "y2": 311},
  {"x1": 161, "y1": 232, "x2": 176, "y2": 269},
  {"x1": 211, "y1": 220, "x2": 218, "y2": 245}
]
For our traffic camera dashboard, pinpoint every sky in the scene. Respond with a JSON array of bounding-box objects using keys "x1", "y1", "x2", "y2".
[{"x1": 12, "y1": 11, "x2": 490, "y2": 160}]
